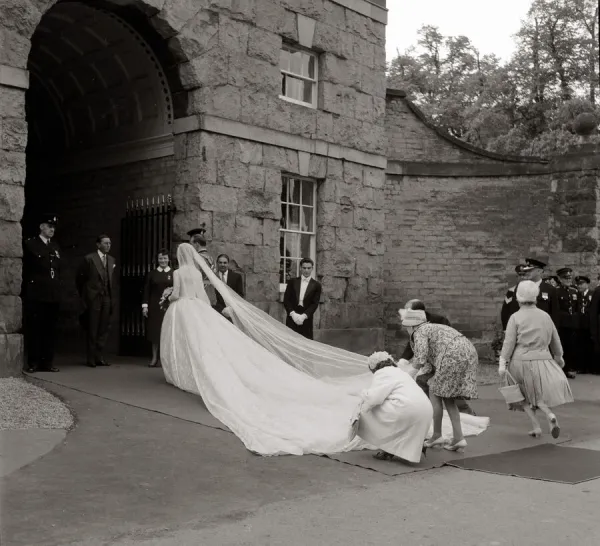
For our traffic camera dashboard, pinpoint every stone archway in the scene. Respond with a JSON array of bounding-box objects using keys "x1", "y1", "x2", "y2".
[{"x1": 0, "y1": 0, "x2": 201, "y2": 375}]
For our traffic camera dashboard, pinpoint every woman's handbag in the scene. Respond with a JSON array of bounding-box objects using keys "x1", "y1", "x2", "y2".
[
  {"x1": 498, "y1": 371, "x2": 525, "y2": 406},
  {"x1": 348, "y1": 400, "x2": 364, "y2": 442}
]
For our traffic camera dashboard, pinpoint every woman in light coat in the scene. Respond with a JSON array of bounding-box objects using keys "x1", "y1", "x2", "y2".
[
  {"x1": 357, "y1": 351, "x2": 433, "y2": 463},
  {"x1": 499, "y1": 280, "x2": 574, "y2": 438}
]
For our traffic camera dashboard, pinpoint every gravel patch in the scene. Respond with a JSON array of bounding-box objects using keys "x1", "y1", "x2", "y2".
[{"x1": 0, "y1": 378, "x2": 74, "y2": 431}]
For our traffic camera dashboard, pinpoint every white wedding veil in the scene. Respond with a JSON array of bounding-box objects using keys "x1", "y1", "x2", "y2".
[{"x1": 185, "y1": 244, "x2": 371, "y2": 385}]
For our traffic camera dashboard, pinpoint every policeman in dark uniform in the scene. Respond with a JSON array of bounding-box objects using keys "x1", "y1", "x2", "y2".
[
  {"x1": 501, "y1": 259, "x2": 559, "y2": 329},
  {"x1": 187, "y1": 225, "x2": 215, "y2": 271},
  {"x1": 500, "y1": 264, "x2": 527, "y2": 330},
  {"x1": 556, "y1": 267, "x2": 579, "y2": 379},
  {"x1": 575, "y1": 275, "x2": 593, "y2": 374},
  {"x1": 22, "y1": 213, "x2": 61, "y2": 373}
]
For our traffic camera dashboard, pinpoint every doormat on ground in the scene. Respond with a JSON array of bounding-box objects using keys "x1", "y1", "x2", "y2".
[
  {"x1": 322, "y1": 448, "x2": 455, "y2": 476},
  {"x1": 445, "y1": 443, "x2": 600, "y2": 484}
]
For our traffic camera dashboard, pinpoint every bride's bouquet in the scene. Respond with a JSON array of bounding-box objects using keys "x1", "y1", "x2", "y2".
[{"x1": 159, "y1": 287, "x2": 174, "y2": 311}]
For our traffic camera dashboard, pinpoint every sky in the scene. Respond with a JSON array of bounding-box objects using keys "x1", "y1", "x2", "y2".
[{"x1": 385, "y1": 0, "x2": 533, "y2": 62}]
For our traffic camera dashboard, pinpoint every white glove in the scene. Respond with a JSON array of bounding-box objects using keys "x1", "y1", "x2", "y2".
[
  {"x1": 297, "y1": 313, "x2": 307, "y2": 325},
  {"x1": 222, "y1": 307, "x2": 232, "y2": 318},
  {"x1": 290, "y1": 311, "x2": 302, "y2": 325},
  {"x1": 498, "y1": 357, "x2": 507, "y2": 377}
]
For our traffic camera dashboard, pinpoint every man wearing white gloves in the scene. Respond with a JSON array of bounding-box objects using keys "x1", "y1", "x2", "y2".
[{"x1": 283, "y1": 258, "x2": 322, "y2": 339}]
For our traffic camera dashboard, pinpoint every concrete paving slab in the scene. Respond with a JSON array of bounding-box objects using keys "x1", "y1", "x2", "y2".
[{"x1": 0, "y1": 429, "x2": 66, "y2": 477}]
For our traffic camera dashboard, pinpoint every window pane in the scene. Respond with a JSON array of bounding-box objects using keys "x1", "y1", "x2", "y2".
[
  {"x1": 300, "y1": 234, "x2": 312, "y2": 260},
  {"x1": 284, "y1": 76, "x2": 305, "y2": 102},
  {"x1": 279, "y1": 49, "x2": 290, "y2": 72},
  {"x1": 280, "y1": 203, "x2": 287, "y2": 229},
  {"x1": 307, "y1": 55, "x2": 316, "y2": 79},
  {"x1": 285, "y1": 232, "x2": 300, "y2": 259},
  {"x1": 281, "y1": 177, "x2": 288, "y2": 202},
  {"x1": 288, "y1": 205, "x2": 300, "y2": 231},
  {"x1": 303, "y1": 82, "x2": 313, "y2": 105},
  {"x1": 289, "y1": 178, "x2": 301, "y2": 204},
  {"x1": 290, "y1": 50, "x2": 303, "y2": 75},
  {"x1": 300, "y1": 206, "x2": 313, "y2": 232},
  {"x1": 301, "y1": 180, "x2": 314, "y2": 205}
]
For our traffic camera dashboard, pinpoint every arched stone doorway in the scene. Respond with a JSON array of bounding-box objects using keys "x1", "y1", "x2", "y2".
[{"x1": 2, "y1": 0, "x2": 195, "y2": 372}]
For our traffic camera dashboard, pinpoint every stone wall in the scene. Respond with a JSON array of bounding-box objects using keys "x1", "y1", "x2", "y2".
[
  {"x1": 169, "y1": 0, "x2": 389, "y2": 353},
  {"x1": 173, "y1": 130, "x2": 386, "y2": 353},
  {"x1": 383, "y1": 92, "x2": 600, "y2": 359},
  {"x1": 0, "y1": 81, "x2": 26, "y2": 375},
  {"x1": 383, "y1": 169, "x2": 552, "y2": 356}
]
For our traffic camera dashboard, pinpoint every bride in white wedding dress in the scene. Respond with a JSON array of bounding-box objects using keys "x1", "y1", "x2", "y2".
[{"x1": 160, "y1": 243, "x2": 489, "y2": 456}]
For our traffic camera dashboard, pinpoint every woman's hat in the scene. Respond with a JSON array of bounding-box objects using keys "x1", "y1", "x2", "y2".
[
  {"x1": 367, "y1": 351, "x2": 394, "y2": 371},
  {"x1": 399, "y1": 309, "x2": 427, "y2": 326}
]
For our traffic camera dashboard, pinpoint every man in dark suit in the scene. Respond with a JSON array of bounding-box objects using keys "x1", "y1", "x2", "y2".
[
  {"x1": 500, "y1": 264, "x2": 527, "y2": 330},
  {"x1": 213, "y1": 253, "x2": 245, "y2": 319},
  {"x1": 283, "y1": 258, "x2": 322, "y2": 339},
  {"x1": 556, "y1": 267, "x2": 579, "y2": 378},
  {"x1": 76, "y1": 234, "x2": 116, "y2": 367},
  {"x1": 399, "y1": 299, "x2": 476, "y2": 415},
  {"x1": 589, "y1": 274, "x2": 600, "y2": 374},
  {"x1": 22, "y1": 213, "x2": 62, "y2": 373},
  {"x1": 575, "y1": 275, "x2": 594, "y2": 374}
]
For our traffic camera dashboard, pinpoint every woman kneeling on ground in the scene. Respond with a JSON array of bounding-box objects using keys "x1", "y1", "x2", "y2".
[
  {"x1": 357, "y1": 351, "x2": 433, "y2": 463},
  {"x1": 499, "y1": 280, "x2": 573, "y2": 438}
]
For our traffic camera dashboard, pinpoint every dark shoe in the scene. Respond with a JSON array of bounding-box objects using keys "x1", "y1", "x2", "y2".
[
  {"x1": 39, "y1": 366, "x2": 59, "y2": 372},
  {"x1": 96, "y1": 360, "x2": 110, "y2": 367},
  {"x1": 566, "y1": 371, "x2": 576, "y2": 379},
  {"x1": 25, "y1": 365, "x2": 37, "y2": 373},
  {"x1": 87, "y1": 362, "x2": 96, "y2": 368}
]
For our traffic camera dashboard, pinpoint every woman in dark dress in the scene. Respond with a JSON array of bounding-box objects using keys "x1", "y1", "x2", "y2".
[{"x1": 142, "y1": 249, "x2": 173, "y2": 367}]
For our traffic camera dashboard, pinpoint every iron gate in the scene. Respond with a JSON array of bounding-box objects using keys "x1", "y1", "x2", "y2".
[{"x1": 119, "y1": 195, "x2": 174, "y2": 356}]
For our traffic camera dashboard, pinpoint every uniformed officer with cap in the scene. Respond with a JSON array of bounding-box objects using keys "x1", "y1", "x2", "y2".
[
  {"x1": 187, "y1": 224, "x2": 215, "y2": 271},
  {"x1": 22, "y1": 213, "x2": 61, "y2": 373},
  {"x1": 500, "y1": 264, "x2": 527, "y2": 330},
  {"x1": 501, "y1": 258, "x2": 559, "y2": 329},
  {"x1": 576, "y1": 275, "x2": 593, "y2": 373},
  {"x1": 556, "y1": 267, "x2": 579, "y2": 378}
]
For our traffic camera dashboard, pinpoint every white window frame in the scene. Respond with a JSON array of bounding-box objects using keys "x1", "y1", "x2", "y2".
[
  {"x1": 279, "y1": 175, "x2": 317, "y2": 292},
  {"x1": 279, "y1": 45, "x2": 318, "y2": 109}
]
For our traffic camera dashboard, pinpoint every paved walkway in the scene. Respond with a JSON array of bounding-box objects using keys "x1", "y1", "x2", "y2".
[{"x1": 2, "y1": 361, "x2": 600, "y2": 545}]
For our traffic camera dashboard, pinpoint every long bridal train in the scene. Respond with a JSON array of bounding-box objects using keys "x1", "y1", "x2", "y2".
[{"x1": 161, "y1": 244, "x2": 490, "y2": 456}]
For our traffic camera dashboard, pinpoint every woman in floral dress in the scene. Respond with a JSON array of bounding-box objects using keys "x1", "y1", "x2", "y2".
[{"x1": 400, "y1": 309, "x2": 478, "y2": 453}]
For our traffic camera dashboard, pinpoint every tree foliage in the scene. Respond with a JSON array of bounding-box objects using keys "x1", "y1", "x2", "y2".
[{"x1": 387, "y1": 0, "x2": 600, "y2": 157}]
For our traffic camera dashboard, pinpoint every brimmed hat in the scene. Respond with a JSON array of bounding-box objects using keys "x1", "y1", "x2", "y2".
[
  {"x1": 575, "y1": 275, "x2": 591, "y2": 284},
  {"x1": 557, "y1": 267, "x2": 573, "y2": 278},
  {"x1": 399, "y1": 309, "x2": 427, "y2": 327},
  {"x1": 515, "y1": 264, "x2": 527, "y2": 274},
  {"x1": 40, "y1": 213, "x2": 58, "y2": 226},
  {"x1": 524, "y1": 257, "x2": 547, "y2": 271}
]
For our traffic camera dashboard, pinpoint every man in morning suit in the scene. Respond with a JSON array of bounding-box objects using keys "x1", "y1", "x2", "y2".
[
  {"x1": 22, "y1": 213, "x2": 62, "y2": 373},
  {"x1": 283, "y1": 258, "x2": 322, "y2": 339},
  {"x1": 214, "y1": 253, "x2": 245, "y2": 320},
  {"x1": 76, "y1": 234, "x2": 116, "y2": 367}
]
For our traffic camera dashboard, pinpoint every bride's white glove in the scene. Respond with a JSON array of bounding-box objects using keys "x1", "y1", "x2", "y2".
[{"x1": 222, "y1": 307, "x2": 232, "y2": 318}]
